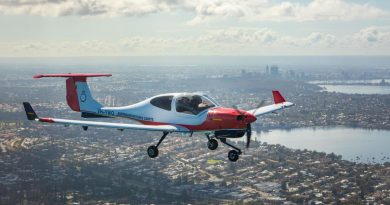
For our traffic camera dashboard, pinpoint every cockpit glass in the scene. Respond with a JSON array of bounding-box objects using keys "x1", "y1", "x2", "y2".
[
  {"x1": 176, "y1": 94, "x2": 216, "y2": 115},
  {"x1": 150, "y1": 95, "x2": 173, "y2": 111}
]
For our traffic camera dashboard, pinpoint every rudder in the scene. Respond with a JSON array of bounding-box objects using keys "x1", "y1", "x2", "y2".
[{"x1": 34, "y1": 73, "x2": 111, "y2": 112}]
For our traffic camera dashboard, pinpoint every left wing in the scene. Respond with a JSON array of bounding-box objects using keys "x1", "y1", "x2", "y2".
[{"x1": 23, "y1": 102, "x2": 189, "y2": 132}]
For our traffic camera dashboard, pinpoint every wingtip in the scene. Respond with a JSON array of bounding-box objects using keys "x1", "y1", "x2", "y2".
[
  {"x1": 272, "y1": 90, "x2": 286, "y2": 104},
  {"x1": 23, "y1": 102, "x2": 31, "y2": 108},
  {"x1": 22, "y1": 102, "x2": 38, "y2": 120}
]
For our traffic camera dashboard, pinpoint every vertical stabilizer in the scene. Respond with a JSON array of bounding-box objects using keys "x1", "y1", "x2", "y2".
[
  {"x1": 33, "y1": 73, "x2": 111, "y2": 112},
  {"x1": 75, "y1": 80, "x2": 102, "y2": 112}
]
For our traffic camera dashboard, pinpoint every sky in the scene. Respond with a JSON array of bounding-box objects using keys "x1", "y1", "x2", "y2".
[{"x1": 0, "y1": 0, "x2": 389, "y2": 57}]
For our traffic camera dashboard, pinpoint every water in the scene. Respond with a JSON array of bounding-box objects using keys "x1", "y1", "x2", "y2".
[
  {"x1": 251, "y1": 127, "x2": 390, "y2": 163},
  {"x1": 319, "y1": 84, "x2": 390, "y2": 94},
  {"x1": 307, "y1": 78, "x2": 390, "y2": 94},
  {"x1": 309, "y1": 79, "x2": 390, "y2": 84}
]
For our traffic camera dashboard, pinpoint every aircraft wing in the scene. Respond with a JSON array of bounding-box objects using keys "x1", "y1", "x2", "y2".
[
  {"x1": 248, "y1": 90, "x2": 294, "y2": 117},
  {"x1": 248, "y1": 101, "x2": 294, "y2": 117},
  {"x1": 23, "y1": 102, "x2": 189, "y2": 133}
]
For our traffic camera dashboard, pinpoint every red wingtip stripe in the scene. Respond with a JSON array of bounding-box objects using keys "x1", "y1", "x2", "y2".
[
  {"x1": 272, "y1": 90, "x2": 286, "y2": 104},
  {"x1": 39, "y1": 118, "x2": 55, "y2": 123},
  {"x1": 33, "y1": 75, "x2": 43, "y2": 79}
]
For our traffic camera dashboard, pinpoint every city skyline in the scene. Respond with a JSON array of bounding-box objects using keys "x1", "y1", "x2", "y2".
[{"x1": 0, "y1": 0, "x2": 390, "y2": 57}]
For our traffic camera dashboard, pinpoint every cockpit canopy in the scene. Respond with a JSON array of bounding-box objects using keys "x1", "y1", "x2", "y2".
[
  {"x1": 149, "y1": 93, "x2": 218, "y2": 115},
  {"x1": 176, "y1": 94, "x2": 216, "y2": 115},
  {"x1": 150, "y1": 95, "x2": 173, "y2": 111}
]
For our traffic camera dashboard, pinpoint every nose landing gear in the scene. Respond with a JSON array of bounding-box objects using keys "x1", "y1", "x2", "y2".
[
  {"x1": 220, "y1": 138, "x2": 242, "y2": 162},
  {"x1": 228, "y1": 150, "x2": 239, "y2": 162},
  {"x1": 205, "y1": 133, "x2": 242, "y2": 162}
]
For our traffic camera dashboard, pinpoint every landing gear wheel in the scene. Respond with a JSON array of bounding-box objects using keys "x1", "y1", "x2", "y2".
[
  {"x1": 228, "y1": 150, "x2": 239, "y2": 162},
  {"x1": 207, "y1": 139, "x2": 218, "y2": 150},
  {"x1": 147, "y1": 145, "x2": 159, "y2": 158}
]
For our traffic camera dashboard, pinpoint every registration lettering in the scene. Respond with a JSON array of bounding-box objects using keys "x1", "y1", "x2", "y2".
[
  {"x1": 97, "y1": 109, "x2": 153, "y2": 121},
  {"x1": 117, "y1": 112, "x2": 154, "y2": 121}
]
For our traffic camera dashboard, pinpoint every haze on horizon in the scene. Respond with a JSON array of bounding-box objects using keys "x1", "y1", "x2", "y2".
[{"x1": 0, "y1": 0, "x2": 390, "y2": 57}]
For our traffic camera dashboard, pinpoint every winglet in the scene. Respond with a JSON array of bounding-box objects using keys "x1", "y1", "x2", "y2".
[
  {"x1": 272, "y1": 90, "x2": 286, "y2": 104},
  {"x1": 23, "y1": 102, "x2": 38, "y2": 120}
]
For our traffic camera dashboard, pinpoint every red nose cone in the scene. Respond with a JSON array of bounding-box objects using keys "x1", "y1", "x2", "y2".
[{"x1": 245, "y1": 112, "x2": 257, "y2": 123}]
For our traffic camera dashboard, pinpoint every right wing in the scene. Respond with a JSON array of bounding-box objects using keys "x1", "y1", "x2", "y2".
[
  {"x1": 23, "y1": 102, "x2": 189, "y2": 133},
  {"x1": 248, "y1": 90, "x2": 294, "y2": 117},
  {"x1": 249, "y1": 102, "x2": 294, "y2": 117}
]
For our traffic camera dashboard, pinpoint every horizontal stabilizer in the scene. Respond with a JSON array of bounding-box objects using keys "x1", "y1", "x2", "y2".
[{"x1": 33, "y1": 73, "x2": 112, "y2": 79}]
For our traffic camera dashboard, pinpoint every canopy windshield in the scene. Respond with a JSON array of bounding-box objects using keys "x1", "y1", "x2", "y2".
[{"x1": 176, "y1": 94, "x2": 217, "y2": 115}]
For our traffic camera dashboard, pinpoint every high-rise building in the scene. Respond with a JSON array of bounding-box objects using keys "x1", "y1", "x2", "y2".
[{"x1": 270, "y1": 65, "x2": 279, "y2": 77}]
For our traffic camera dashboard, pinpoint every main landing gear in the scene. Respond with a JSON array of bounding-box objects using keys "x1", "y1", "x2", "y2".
[
  {"x1": 147, "y1": 132, "x2": 242, "y2": 162},
  {"x1": 205, "y1": 134, "x2": 242, "y2": 162},
  {"x1": 147, "y1": 132, "x2": 169, "y2": 158},
  {"x1": 206, "y1": 134, "x2": 218, "y2": 150}
]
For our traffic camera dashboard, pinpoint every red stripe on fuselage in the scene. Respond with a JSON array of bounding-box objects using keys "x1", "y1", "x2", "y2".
[{"x1": 139, "y1": 107, "x2": 256, "y2": 131}]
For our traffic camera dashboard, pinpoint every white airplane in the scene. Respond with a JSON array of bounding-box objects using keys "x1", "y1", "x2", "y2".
[{"x1": 23, "y1": 73, "x2": 294, "y2": 161}]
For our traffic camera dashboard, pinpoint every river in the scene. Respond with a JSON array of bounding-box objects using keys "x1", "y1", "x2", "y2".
[
  {"x1": 319, "y1": 84, "x2": 390, "y2": 94},
  {"x1": 249, "y1": 127, "x2": 390, "y2": 164},
  {"x1": 308, "y1": 79, "x2": 390, "y2": 94}
]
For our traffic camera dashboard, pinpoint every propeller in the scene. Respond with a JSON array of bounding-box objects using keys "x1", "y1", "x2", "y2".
[
  {"x1": 251, "y1": 100, "x2": 266, "y2": 115},
  {"x1": 232, "y1": 101, "x2": 266, "y2": 148},
  {"x1": 245, "y1": 100, "x2": 267, "y2": 148},
  {"x1": 246, "y1": 123, "x2": 251, "y2": 148},
  {"x1": 232, "y1": 105, "x2": 245, "y2": 121},
  {"x1": 232, "y1": 105, "x2": 252, "y2": 148}
]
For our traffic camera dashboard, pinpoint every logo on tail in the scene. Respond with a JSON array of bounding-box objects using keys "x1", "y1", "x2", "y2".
[{"x1": 80, "y1": 90, "x2": 87, "y2": 102}]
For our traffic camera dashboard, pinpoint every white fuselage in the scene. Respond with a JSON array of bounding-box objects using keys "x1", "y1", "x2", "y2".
[{"x1": 88, "y1": 93, "x2": 217, "y2": 126}]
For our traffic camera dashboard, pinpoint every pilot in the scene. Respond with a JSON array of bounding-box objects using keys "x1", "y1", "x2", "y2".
[
  {"x1": 190, "y1": 95, "x2": 202, "y2": 113},
  {"x1": 177, "y1": 97, "x2": 194, "y2": 113}
]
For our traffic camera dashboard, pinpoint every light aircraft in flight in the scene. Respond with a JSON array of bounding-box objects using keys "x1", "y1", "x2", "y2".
[{"x1": 23, "y1": 73, "x2": 294, "y2": 161}]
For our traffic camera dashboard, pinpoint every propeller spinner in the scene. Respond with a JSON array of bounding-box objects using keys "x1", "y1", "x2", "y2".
[{"x1": 232, "y1": 105, "x2": 258, "y2": 148}]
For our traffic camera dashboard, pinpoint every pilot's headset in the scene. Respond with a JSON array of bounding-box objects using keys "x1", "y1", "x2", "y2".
[{"x1": 191, "y1": 95, "x2": 202, "y2": 106}]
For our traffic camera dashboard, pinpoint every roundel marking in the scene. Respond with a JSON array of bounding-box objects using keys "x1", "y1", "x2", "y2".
[{"x1": 80, "y1": 90, "x2": 87, "y2": 102}]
